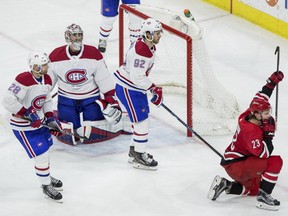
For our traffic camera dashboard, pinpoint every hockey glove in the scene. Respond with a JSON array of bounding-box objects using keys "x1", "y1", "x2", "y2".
[
  {"x1": 150, "y1": 85, "x2": 163, "y2": 107},
  {"x1": 266, "y1": 71, "x2": 284, "y2": 89},
  {"x1": 24, "y1": 106, "x2": 42, "y2": 128},
  {"x1": 96, "y1": 99, "x2": 122, "y2": 124},
  {"x1": 262, "y1": 116, "x2": 276, "y2": 139},
  {"x1": 45, "y1": 117, "x2": 63, "y2": 136}
]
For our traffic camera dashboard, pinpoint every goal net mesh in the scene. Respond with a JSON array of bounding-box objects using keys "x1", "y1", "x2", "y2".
[{"x1": 120, "y1": 4, "x2": 240, "y2": 136}]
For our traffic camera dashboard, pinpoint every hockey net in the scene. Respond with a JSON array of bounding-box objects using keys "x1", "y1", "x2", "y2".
[{"x1": 119, "y1": 4, "x2": 240, "y2": 136}]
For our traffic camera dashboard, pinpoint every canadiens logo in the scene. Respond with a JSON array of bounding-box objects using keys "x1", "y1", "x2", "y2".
[
  {"x1": 31, "y1": 95, "x2": 46, "y2": 110},
  {"x1": 65, "y1": 69, "x2": 88, "y2": 85}
]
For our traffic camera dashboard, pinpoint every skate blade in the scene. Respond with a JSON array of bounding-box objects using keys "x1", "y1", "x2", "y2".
[
  {"x1": 128, "y1": 157, "x2": 134, "y2": 164},
  {"x1": 44, "y1": 195, "x2": 63, "y2": 203},
  {"x1": 207, "y1": 175, "x2": 221, "y2": 200},
  {"x1": 55, "y1": 187, "x2": 63, "y2": 191},
  {"x1": 256, "y1": 202, "x2": 279, "y2": 211},
  {"x1": 133, "y1": 162, "x2": 158, "y2": 171}
]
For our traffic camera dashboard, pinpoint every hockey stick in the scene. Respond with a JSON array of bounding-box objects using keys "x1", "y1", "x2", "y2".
[
  {"x1": 12, "y1": 114, "x2": 88, "y2": 140},
  {"x1": 52, "y1": 92, "x2": 58, "y2": 98},
  {"x1": 161, "y1": 103, "x2": 223, "y2": 159},
  {"x1": 274, "y1": 46, "x2": 280, "y2": 122}
]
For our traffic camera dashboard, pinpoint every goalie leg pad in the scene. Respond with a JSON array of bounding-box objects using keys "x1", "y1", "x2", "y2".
[
  {"x1": 76, "y1": 122, "x2": 92, "y2": 143},
  {"x1": 78, "y1": 120, "x2": 125, "y2": 144},
  {"x1": 56, "y1": 122, "x2": 77, "y2": 146},
  {"x1": 82, "y1": 127, "x2": 122, "y2": 144},
  {"x1": 121, "y1": 112, "x2": 132, "y2": 134}
]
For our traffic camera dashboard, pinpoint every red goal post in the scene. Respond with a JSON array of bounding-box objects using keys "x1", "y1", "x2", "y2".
[{"x1": 119, "y1": 4, "x2": 193, "y2": 136}]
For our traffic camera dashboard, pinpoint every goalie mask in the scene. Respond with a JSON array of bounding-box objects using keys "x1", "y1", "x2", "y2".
[
  {"x1": 65, "y1": 23, "x2": 83, "y2": 51},
  {"x1": 28, "y1": 51, "x2": 49, "y2": 73},
  {"x1": 249, "y1": 97, "x2": 271, "y2": 114},
  {"x1": 140, "y1": 18, "x2": 162, "y2": 42}
]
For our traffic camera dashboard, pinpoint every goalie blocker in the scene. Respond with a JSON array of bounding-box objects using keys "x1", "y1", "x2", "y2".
[{"x1": 54, "y1": 111, "x2": 132, "y2": 145}]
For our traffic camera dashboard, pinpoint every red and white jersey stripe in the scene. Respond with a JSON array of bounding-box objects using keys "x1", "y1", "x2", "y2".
[{"x1": 49, "y1": 44, "x2": 114, "y2": 99}]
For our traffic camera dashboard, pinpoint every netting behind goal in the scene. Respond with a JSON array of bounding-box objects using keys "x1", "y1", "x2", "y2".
[{"x1": 119, "y1": 4, "x2": 240, "y2": 136}]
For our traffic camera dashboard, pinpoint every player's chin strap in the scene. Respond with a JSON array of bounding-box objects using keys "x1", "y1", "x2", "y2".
[
  {"x1": 144, "y1": 31, "x2": 154, "y2": 42},
  {"x1": 31, "y1": 65, "x2": 43, "y2": 74},
  {"x1": 12, "y1": 114, "x2": 88, "y2": 140}
]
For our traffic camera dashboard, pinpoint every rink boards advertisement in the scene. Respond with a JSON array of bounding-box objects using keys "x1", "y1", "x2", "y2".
[
  {"x1": 203, "y1": 0, "x2": 288, "y2": 39},
  {"x1": 238, "y1": 0, "x2": 288, "y2": 22}
]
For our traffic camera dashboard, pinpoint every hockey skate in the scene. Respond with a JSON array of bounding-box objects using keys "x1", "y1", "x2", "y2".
[
  {"x1": 51, "y1": 176, "x2": 63, "y2": 191},
  {"x1": 208, "y1": 175, "x2": 230, "y2": 201},
  {"x1": 128, "y1": 146, "x2": 153, "y2": 163},
  {"x1": 98, "y1": 39, "x2": 107, "y2": 53},
  {"x1": 42, "y1": 184, "x2": 63, "y2": 203},
  {"x1": 256, "y1": 189, "x2": 280, "y2": 211},
  {"x1": 132, "y1": 150, "x2": 158, "y2": 171}
]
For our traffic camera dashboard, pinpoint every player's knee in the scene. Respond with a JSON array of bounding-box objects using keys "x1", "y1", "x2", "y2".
[
  {"x1": 34, "y1": 151, "x2": 50, "y2": 165},
  {"x1": 267, "y1": 155, "x2": 283, "y2": 173}
]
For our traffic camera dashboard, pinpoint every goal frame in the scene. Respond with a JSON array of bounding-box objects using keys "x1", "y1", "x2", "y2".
[{"x1": 119, "y1": 4, "x2": 193, "y2": 136}]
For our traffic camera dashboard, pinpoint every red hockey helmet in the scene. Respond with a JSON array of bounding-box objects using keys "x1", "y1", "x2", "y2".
[{"x1": 249, "y1": 97, "x2": 271, "y2": 113}]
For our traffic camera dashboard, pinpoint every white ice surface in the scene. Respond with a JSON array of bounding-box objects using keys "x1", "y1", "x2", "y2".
[{"x1": 1, "y1": 0, "x2": 288, "y2": 215}]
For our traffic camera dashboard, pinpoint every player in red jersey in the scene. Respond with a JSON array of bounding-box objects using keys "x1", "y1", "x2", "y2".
[{"x1": 208, "y1": 71, "x2": 284, "y2": 211}]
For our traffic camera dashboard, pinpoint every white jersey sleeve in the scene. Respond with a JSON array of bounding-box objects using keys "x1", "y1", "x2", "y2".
[
  {"x1": 2, "y1": 80, "x2": 28, "y2": 115},
  {"x1": 2, "y1": 71, "x2": 53, "y2": 131}
]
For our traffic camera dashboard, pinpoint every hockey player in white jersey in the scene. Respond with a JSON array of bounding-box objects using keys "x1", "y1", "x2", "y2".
[
  {"x1": 49, "y1": 23, "x2": 124, "y2": 145},
  {"x1": 98, "y1": 0, "x2": 142, "y2": 53},
  {"x1": 114, "y1": 18, "x2": 163, "y2": 170},
  {"x1": 2, "y1": 52, "x2": 63, "y2": 202}
]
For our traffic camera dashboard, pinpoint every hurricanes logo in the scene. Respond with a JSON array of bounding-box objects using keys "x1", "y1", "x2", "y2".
[
  {"x1": 31, "y1": 95, "x2": 46, "y2": 110},
  {"x1": 266, "y1": 0, "x2": 278, "y2": 7},
  {"x1": 65, "y1": 69, "x2": 88, "y2": 85}
]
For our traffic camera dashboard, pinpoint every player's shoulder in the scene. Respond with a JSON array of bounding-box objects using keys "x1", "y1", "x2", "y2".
[
  {"x1": 134, "y1": 39, "x2": 153, "y2": 58},
  {"x1": 81, "y1": 44, "x2": 104, "y2": 61},
  {"x1": 43, "y1": 74, "x2": 53, "y2": 86},
  {"x1": 15, "y1": 71, "x2": 37, "y2": 86},
  {"x1": 49, "y1": 45, "x2": 69, "y2": 62}
]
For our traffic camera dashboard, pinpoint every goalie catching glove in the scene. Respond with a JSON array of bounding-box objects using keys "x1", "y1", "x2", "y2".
[
  {"x1": 96, "y1": 95, "x2": 122, "y2": 124},
  {"x1": 149, "y1": 84, "x2": 163, "y2": 107}
]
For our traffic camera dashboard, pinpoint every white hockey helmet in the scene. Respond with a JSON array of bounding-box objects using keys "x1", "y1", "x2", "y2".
[
  {"x1": 140, "y1": 18, "x2": 162, "y2": 39},
  {"x1": 28, "y1": 51, "x2": 49, "y2": 71},
  {"x1": 65, "y1": 23, "x2": 83, "y2": 51}
]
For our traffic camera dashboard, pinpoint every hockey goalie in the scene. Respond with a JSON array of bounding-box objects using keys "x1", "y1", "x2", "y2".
[{"x1": 48, "y1": 23, "x2": 131, "y2": 145}]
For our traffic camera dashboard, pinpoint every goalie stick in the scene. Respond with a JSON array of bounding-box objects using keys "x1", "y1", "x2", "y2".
[
  {"x1": 161, "y1": 103, "x2": 223, "y2": 159},
  {"x1": 12, "y1": 114, "x2": 89, "y2": 140}
]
